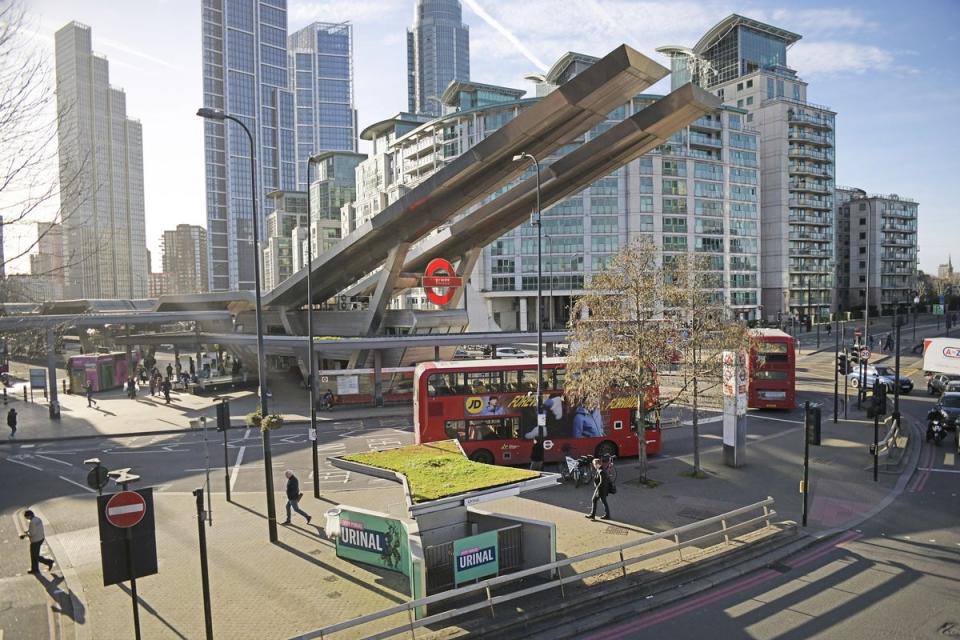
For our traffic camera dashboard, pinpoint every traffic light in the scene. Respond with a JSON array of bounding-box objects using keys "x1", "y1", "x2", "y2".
[
  {"x1": 216, "y1": 400, "x2": 231, "y2": 432},
  {"x1": 805, "y1": 405, "x2": 821, "y2": 446},
  {"x1": 872, "y1": 382, "x2": 887, "y2": 416}
]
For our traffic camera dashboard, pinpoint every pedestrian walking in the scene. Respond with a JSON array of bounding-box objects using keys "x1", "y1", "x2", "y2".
[
  {"x1": 585, "y1": 458, "x2": 612, "y2": 520},
  {"x1": 189, "y1": 357, "x2": 196, "y2": 377},
  {"x1": 148, "y1": 375, "x2": 156, "y2": 397},
  {"x1": 529, "y1": 435, "x2": 544, "y2": 471},
  {"x1": 19, "y1": 510, "x2": 54, "y2": 574},
  {"x1": 165, "y1": 363, "x2": 173, "y2": 379},
  {"x1": 868, "y1": 334, "x2": 875, "y2": 349},
  {"x1": 884, "y1": 334, "x2": 894, "y2": 352},
  {"x1": 85, "y1": 381, "x2": 97, "y2": 408},
  {"x1": 282, "y1": 470, "x2": 311, "y2": 525},
  {"x1": 126, "y1": 377, "x2": 137, "y2": 399},
  {"x1": 161, "y1": 377, "x2": 172, "y2": 404},
  {"x1": 7, "y1": 407, "x2": 17, "y2": 439}
]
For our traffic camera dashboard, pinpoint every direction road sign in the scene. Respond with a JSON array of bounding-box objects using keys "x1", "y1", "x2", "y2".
[{"x1": 105, "y1": 491, "x2": 147, "y2": 528}]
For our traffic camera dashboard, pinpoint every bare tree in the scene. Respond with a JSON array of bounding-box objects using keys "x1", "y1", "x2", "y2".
[
  {"x1": 566, "y1": 238, "x2": 756, "y2": 482},
  {"x1": 566, "y1": 238, "x2": 672, "y2": 484},
  {"x1": 663, "y1": 251, "x2": 757, "y2": 477},
  {"x1": 0, "y1": 1, "x2": 98, "y2": 293}
]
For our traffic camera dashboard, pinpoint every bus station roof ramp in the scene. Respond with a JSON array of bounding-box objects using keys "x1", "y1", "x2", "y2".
[
  {"x1": 344, "y1": 83, "x2": 721, "y2": 296},
  {"x1": 264, "y1": 44, "x2": 668, "y2": 308}
]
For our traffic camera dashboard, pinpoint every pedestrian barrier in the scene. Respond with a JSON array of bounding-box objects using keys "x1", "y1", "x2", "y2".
[{"x1": 292, "y1": 497, "x2": 779, "y2": 640}]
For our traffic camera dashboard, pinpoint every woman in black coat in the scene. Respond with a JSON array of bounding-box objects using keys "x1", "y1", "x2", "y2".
[{"x1": 586, "y1": 458, "x2": 611, "y2": 520}]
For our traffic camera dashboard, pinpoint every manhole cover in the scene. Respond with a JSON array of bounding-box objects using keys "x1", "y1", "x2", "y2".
[{"x1": 604, "y1": 526, "x2": 629, "y2": 536}]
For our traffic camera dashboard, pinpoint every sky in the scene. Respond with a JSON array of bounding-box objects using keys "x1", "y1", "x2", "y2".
[{"x1": 7, "y1": 0, "x2": 959, "y2": 274}]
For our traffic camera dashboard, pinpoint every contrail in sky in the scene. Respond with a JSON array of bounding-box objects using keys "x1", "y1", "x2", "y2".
[{"x1": 461, "y1": 0, "x2": 549, "y2": 72}]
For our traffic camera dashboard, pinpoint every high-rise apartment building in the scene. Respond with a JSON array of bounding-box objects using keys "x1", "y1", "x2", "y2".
[
  {"x1": 261, "y1": 190, "x2": 307, "y2": 290},
  {"x1": 350, "y1": 53, "x2": 762, "y2": 328},
  {"x1": 661, "y1": 15, "x2": 837, "y2": 323},
  {"x1": 162, "y1": 224, "x2": 209, "y2": 295},
  {"x1": 201, "y1": 0, "x2": 297, "y2": 291},
  {"x1": 288, "y1": 22, "x2": 358, "y2": 191},
  {"x1": 836, "y1": 187, "x2": 918, "y2": 314},
  {"x1": 407, "y1": 0, "x2": 470, "y2": 116},
  {"x1": 55, "y1": 22, "x2": 148, "y2": 299}
]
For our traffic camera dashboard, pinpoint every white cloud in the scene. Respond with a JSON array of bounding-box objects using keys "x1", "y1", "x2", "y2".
[
  {"x1": 753, "y1": 8, "x2": 876, "y2": 34},
  {"x1": 790, "y1": 40, "x2": 895, "y2": 76},
  {"x1": 289, "y1": 1, "x2": 391, "y2": 25}
]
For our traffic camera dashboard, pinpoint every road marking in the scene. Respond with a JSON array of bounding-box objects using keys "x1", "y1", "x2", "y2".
[
  {"x1": 759, "y1": 416, "x2": 805, "y2": 424},
  {"x1": 230, "y1": 445, "x2": 246, "y2": 491},
  {"x1": 35, "y1": 454, "x2": 73, "y2": 466},
  {"x1": 917, "y1": 467, "x2": 960, "y2": 474},
  {"x1": 680, "y1": 415, "x2": 723, "y2": 426},
  {"x1": 243, "y1": 427, "x2": 252, "y2": 441},
  {"x1": 944, "y1": 452, "x2": 956, "y2": 466},
  {"x1": 6, "y1": 457, "x2": 42, "y2": 471},
  {"x1": 59, "y1": 475, "x2": 95, "y2": 493}
]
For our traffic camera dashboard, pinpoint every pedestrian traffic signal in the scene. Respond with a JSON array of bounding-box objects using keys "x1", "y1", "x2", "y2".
[
  {"x1": 872, "y1": 383, "x2": 887, "y2": 416},
  {"x1": 216, "y1": 400, "x2": 230, "y2": 432},
  {"x1": 805, "y1": 405, "x2": 821, "y2": 446}
]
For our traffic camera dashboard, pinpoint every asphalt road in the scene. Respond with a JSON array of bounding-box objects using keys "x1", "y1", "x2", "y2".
[{"x1": 584, "y1": 439, "x2": 960, "y2": 640}]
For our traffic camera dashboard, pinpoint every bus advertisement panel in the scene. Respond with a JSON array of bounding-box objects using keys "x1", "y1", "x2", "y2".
[{"x1": 414, "y1": 358, "x2": 661, "y2": 466}]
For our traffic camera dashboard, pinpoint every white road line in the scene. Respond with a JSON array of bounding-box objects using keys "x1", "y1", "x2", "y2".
[
  {"x1": 343, "y1": 471, "x2": 350, "y2": 484},
  {"x1": 243, "y1": 427, "x2": 252, "y2": 441},
  {"x1": 7, "y1": 457, "x2": 42, "y2": 471},
  {"x1": 35, "y1": 454, "x2": 73, "y2": 467},
  {"x1": 944, "y1": 452, "x2": 956, "y2": 466},
  {"x1": 58, "y1": 475, "x2": 95, "y2": 493},
  {"x1": 917, "y1": 467, "x2": 960, "y2": 474},
  {"x1": 680, "y1": 415, "x2": 723, "y2": 426},
  {"x1": 230, "y1": 445, "x2": 246, "y2": 491},
  {"x1": 758, "y1": 416, "x2": 805, "y2": 425}
]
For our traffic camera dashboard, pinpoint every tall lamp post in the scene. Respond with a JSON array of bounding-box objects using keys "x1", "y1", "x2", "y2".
[
  {"x1": 544, "y1": 233, "x2": 554, "y2": 330},
  {"x1": 305, "y1": 154, "x2": 321, "y2": 499},
  {"x1": 196, "y1": 107, "x2": 278, "y2": 543},
  {"x1": 512, "y1": 152, "x2": 545, "y2": 436}
]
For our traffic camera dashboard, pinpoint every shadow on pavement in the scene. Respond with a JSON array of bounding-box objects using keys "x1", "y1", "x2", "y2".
[{"x1": 117, "y1": 582, "x2": 190, "y2": 640}]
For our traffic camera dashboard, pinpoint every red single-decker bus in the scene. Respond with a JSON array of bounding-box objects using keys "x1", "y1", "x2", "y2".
[
  {"x1": 414, "y1": 357, "x2": 661, "y2": 466},
  {"x1": 748, "y1": 329, "x2": 796, "y2": 409}
]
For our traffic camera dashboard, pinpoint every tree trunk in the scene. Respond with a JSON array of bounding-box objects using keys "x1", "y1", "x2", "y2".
[
  {"x1": 637, "y1": 393, "x2": 647, "y2": 484},
  {"x1": 692, "y1": 367, "x2": 700, "y2": 475}
]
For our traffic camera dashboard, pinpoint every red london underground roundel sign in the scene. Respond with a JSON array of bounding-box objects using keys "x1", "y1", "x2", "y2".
[
  {"x1": 105, "y1": 491, "x2": 147, "y2": 528},
  {"x1": 423, "y1": 258, "x2": 463, "y2": 306}
]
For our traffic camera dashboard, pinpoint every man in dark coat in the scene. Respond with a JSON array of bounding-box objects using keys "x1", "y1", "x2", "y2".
[
  {"x1": 529, "y1": 436, "x2": 544, "y2": 471},
  {"x1": 283, "y1": 470, "x2": 311, "y2": 525},
  {"x1": 585, "y1": 458, "x2": 612, "y2": 520},
  {"x1": 7, "y1": 408, "x2": 17, "y2": 438}
]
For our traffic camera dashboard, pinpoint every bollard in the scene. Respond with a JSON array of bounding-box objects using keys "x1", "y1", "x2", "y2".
[
  {"x1": 63, "y1": 379, "x2": 67, "y2": 395},
  {"x1": 23, "y1": 386, "x2": 28, "y2": 403}
]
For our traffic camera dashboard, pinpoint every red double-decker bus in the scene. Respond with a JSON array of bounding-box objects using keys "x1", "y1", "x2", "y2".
[
  {"x1": 748, "y1": 329, "x2": 796, "y2": 409},
  {"x1": 414, "y1": 357, "x2": 661, "y2": 466}
]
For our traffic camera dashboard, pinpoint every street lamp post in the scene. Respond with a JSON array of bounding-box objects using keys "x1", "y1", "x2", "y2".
[
  {"x1": 545, "y1": 233, "x2": 554, "y2": 331},
  {"x1": 305, "y1": 155, "x2": 321, "y2": 499},
  {"x1": 196, "y1": 107, "x2": 278, "y2": 543},
  {"x1": 513, "y1": 152, "x2": 545, "y2": 436}
]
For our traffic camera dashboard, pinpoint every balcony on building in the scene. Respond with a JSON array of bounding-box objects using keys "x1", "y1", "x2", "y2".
[
  {"x1": 789, "y1": 179, "x2": 833, "y2": 194},
  {"x1": 788, "y1": 128, "x2": 834, "y2": 147},
  {"x1": 689, "y1": 131, "x2": 723, "y2": 148},
  {"x1": 788, "y1": 145, "x2": 834, "y2": 163},
  {"x1": 788, "y1": 229, "x2": 831, "y2": 242},
  {"x1": 787, "y1": 108, "x2": 834, "y2": 130},
  {"x1": 689, "y1": 114, "x2": 722, "y2": 131},
  {"x1": 789, "y1": 162, "x2": 831, "y2": 178},
  {"x1": 788, "y1": 210, "x2": 833, "y2": 225}
]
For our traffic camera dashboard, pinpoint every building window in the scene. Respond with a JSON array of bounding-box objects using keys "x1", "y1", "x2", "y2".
[
  {"x1": 792, "y1": 83, "x2": 801, "y2": 100},
  {"x1": 663, "y1": 236, "x2": 687, "y2": 252},
  {"x1": 737, "y1": 99, "x2": 744, "y2": 108},
  {"x1": 663, "y1": 197, "x2": 687, "y2": 214},
  {"x1": 746, "y1": 79, "x2": 753, "y2": 88},
  {"x1": 767, "y1": 77, "x2": 774, "y2": 99},
  {"x1": 859, "y1": 232, "x2": 866, "y2": 240},
  {"x1": 860, "y1": 217, "x2": 866, "y2": 224},
  {"x1": 859, "y1": 204, "x2": 866, "y2": 211},
  {"x1": 662, "y1": 179, "x2": 687, "y2": 196},
  {"x1": 637, "y1": 215, "x2": 654, "y2": 232},
  {"x1": 859, "y1": 261, "x2": 866, "y2": 268},
  {"x1": 663, "y1": 217, "x2": 687, "y2": 233},
  {"x1": 859, "y1": 247, "x2": 866, "y2": 255},
  {"x1": 745, "y1": 96, "x2": 753, "y2": 105},
  {"x1": 736, "y1": 82, "x2": 743, "y2": 91}
]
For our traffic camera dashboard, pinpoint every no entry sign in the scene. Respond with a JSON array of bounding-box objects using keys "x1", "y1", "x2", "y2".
[
  {"x1": 423, "y1": 258, "x2": 462, "y2": 306},
  {"x1": 105, "y1": 491, "x2": 147, "y2": 528}
]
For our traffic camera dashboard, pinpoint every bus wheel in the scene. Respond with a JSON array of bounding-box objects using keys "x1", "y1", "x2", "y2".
[
  {"x1": 595, "y1": 441, "x2": 618, "y2": 459},
  {"x1": 470, "y1": 449, "x2": 495, "y2": 465}
]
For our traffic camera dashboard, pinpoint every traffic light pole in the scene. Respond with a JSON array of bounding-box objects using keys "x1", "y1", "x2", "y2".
[
  {"x1": 193, "y1": 487, "x2": 214, "y2": 640},
  {"x1": 217, "y1": 399, "x2": 231, "y2": 502}
]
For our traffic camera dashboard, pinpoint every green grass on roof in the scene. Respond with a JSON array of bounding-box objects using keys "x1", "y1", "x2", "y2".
[{"x1": 343, "y1": 440, "x2": 539, "y2": 503}]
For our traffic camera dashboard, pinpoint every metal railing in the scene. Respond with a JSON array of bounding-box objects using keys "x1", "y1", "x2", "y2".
[{"x1": 292, "y1": 497, "x2": 779, "y2": 640}]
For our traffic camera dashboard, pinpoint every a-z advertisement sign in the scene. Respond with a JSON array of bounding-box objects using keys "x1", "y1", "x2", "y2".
[
  {"x1": 97, "y1": 488, "x2": 158, "y2": 587},
  {"x1": 453, "y1": 530, "x2": 499, "y2": 585},
  {"x1": 336, "y1": 509, "x2": 410, "y2": 576}
]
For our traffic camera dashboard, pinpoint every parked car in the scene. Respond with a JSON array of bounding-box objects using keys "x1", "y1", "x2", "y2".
[
  {"x1": 927, "y1": 373, "x2": 960, "y2": 396},
  {"x1": 494, "y1": 347, "x2": 530, "y2": 358},
  {"x1": 933, "y1": 392, "x2": 960, "y2": 430},
  {"x1": 847, "y1": 364, "x2": 913, "y2": 394}
]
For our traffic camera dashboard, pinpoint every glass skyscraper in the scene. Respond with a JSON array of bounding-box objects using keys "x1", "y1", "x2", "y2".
[
  {"x1": 55, "y1": 22, "x2": 148, "y2": 299},
  {"x1": 288, "y1": 22, "x2": 358, "y2": 191},
  {"x1": 201, "y1": 0, "x2": 297, "y2": 291},
  {"x1": 407, "y1": 0, "x2": 470, "y2": 116}
]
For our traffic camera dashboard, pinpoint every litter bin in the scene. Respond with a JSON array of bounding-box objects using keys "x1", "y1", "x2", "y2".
[
  {"x1": 49, "y1": 399, "x2": 61, "y2": 420},
  {"x1": 325, "y1": 507, "x2": 342, "y2": 541}
]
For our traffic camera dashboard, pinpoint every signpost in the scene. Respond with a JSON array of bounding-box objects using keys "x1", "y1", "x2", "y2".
[
  {"x1": 105, "y1": 491, "x2": 147, "y2": 528},
  {"x1": 453, "y1": 530, "x2": 500, "y2": 586},
  {"x1": 422, "y1": 258, "x2": 463, "y2": 306}
]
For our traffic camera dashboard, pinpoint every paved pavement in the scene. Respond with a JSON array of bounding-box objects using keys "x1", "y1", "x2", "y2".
[{"x1": 0, "y1": 321, "x2": 954, "y2": 639}]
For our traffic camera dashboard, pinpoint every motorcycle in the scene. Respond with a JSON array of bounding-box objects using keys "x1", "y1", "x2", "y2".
[{"x1": 927, "y1": 409, "x2": 947, "y2": 447}]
